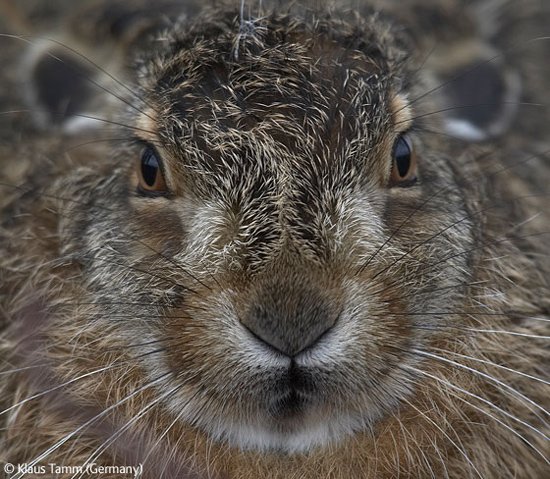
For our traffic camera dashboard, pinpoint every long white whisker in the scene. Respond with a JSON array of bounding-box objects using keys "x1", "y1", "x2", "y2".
[
  {"x1": 401, "y1": 398, "x2": 484, "y2": 479},
  {"x1": 433, "y1": 348, "x2": 550, "y2": 386},
  {"x1": 406, "y1": 366, "x2": 550, "y2": 463},
  {"x1": 465, "y1": 329, "x2": 550, "y2": 339},
  {"x1": 10, "y1": 373, "x2": 171, "y2": 479},
  {"x1": 140, "y1": 384, "x2": 208, "y2": 475},
  {"x1": 396, "y1": 414, "x2": 437, "y2": 478},
  {"x1": 0, "y1": 359, "x2": 142, "y2": 417},
  {"x1": 413, "y1": 349, "x2": 549, "y2": 418},
  {"x1": 72, "y1": 383, "x2": 182, "y2": 479},
  {"x1": 450, "y1": 391, "x2": 550, "y2": 466}
]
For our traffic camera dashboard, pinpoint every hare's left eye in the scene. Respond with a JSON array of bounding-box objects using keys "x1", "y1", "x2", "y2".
[
  {"x1": 137, "y1": 145, "x2": 168, "y2": 195},
  {"x1": 390, "y1": 134, "x2": 417, "y2": 187}
]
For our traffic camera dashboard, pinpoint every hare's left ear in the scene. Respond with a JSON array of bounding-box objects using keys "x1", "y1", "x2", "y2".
[
  {"x1": 433, "y1": 42, "x2": 521, "y2": 141},
  {"x1": 22, "y1": 40, "x2": 108, "y2": 133}
]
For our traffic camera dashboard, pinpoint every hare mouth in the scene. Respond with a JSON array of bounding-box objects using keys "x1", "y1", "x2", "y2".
[
  {"x1": 265, "y1": 362, "x2": 321, "y2": 418},
  {"x1": 229, "y1": 370, "x2": 362, "y2": 452},
  {"x1": 267, "y1": 388, "x2": 313, "y2": 420},
  {"x1": 164, "y1": 361, "x2": 387, "y2": 453}
]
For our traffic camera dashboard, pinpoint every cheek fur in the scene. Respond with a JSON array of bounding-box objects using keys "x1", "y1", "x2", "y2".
[{"x1": 130, "y1": 199, "x2": 186, "y2": 258}]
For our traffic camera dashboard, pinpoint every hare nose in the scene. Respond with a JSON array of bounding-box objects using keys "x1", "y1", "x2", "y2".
[{"x1": 242, "y1": 282, "x2": 338, "y2": 357}]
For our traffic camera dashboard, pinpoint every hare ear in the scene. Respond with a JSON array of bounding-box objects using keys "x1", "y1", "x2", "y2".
[
  {"x1": 434, "y1": 43, "x2": 521, "y2": 141},
  {"x1": 23, "y1": 41, "x2": 104, "y2": 133}
]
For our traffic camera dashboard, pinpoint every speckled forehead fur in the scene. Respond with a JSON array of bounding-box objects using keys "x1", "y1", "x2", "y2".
[
  {"x1": 149, "y1": 8, "x2": 405, "y2": 158},
  {"x1": 134, "y1": 7, "x2": 412, "y2": 267}
]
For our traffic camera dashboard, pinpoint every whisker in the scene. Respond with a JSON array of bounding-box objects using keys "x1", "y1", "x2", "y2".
[
  {"x1": 400, "y1": 397, "x2": 484, "y2": 479},
  {"x1": 10, "y1": 372, "x2": 172, "y2": 479},
  {"x1": 138, "y1": 386, "x2": 206, "y2": 477},
  {"x1": 400, "y1": 40, "x2": 439, "y2": 96},
  {"x1": 0, "y1": 181, "x2": 215, "y2": 291},
  {"x1": 356, "y1": 146, "x2": 550, "y2": 276},
  {"x1": 464, "y1": 329, "x2": 550, "y2": 339},
  {"x1": 412, "y1": 349, "x2": 549, "y2": 418},
  {"x1": 0, "y1": 348, "x2": 167, "y2": 418},
  {"x1": 405, "y1": 365, "x2": 549, "y2": 442},
  {"x1": 406, "y1": 368, "x2": 550, "y2": 464},
  {"x1": 412, "y1": 125, "x2": 479, "y2": 142},
  {"x1": 397, "y1": 102, "x2": 545, "y2": 126},
  {"x1": 0, "y1": 364, "x2": 43, "y2": 376},
  {"x1": 73, "y1": 383, "x2": 184, "y2": 479},
  {"x1": 0, "y1": 108, "x2": 154, "y2": 134},
  {"x1": 101, "y1": 338, "x2": 174, "y2": 351},
  {"x1": 432, "y1": 348, "x2": 550, "y2": 386},
  {"x1": 450, "y1": 390, "x2": 550, "y2": 464},
  {"x1": 410, "y1": 324, "x2": 550, "y2": 340},
  {"x1": 370, "y1": 231, "x2": 549, "y2": 297},
  {"x1": 61, "y1": 301, "x2": 177, "y2": 307},
  {"x1": 63, "y1": 137, "x2": 135, "y2": 153},
  {"x1": 382, "y1": 311, "x2": 548, "y2": 320},
  {"x1": 90, "y1": 255, "x2": 199, "y2": 295},
  {"x1": 77, "y1": 300, "x2": 217, "y2": 320},
  {"x1": 365, "y1": 195, "x2": 550, "y2": 283}
]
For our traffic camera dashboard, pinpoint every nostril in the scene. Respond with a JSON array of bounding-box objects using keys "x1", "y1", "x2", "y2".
[{"x1": 241, "y1": 282, "x2": 339, "y2": 357}]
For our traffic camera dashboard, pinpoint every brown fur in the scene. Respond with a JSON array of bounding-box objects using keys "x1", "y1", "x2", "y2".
[{"x1": 0, "y1": 1, "x2": 549, "y2": 478}]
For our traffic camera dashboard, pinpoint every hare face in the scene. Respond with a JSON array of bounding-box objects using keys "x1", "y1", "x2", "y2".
[{"x1": 55, "y1": 11, "x2": 477, "y2": 452}]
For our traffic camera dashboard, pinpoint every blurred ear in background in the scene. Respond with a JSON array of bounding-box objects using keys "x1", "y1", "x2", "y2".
[
  {"x1": 365, "y1": 0, "x2": 549, "y2": 142},
  {"x1": 430, "y1": 41, "x2": 521, "y2": 141},
  {"x1": 0, "y1": 0, "x2": 200, "y2": 133},
  {"x1": 22, "y1": 42, "x2": 103, "y2": 131}
]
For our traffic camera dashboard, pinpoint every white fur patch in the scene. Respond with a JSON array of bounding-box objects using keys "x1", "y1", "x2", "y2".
[{"x1": 444, "y1": 118, "x2": 487, "y2": 141}]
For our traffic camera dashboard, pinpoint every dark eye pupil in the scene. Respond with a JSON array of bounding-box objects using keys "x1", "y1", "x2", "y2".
[
  {"x1": 141, "y1": 147, "x2": 159, "y2": 187},
  {"x1": 394, "y1": 136, "x2": 411, "y2": 178}
]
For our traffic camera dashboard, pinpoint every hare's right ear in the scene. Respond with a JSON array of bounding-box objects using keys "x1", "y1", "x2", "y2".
[{"x1": 22, "y1": 40, "x2": 110, "y2": 133}]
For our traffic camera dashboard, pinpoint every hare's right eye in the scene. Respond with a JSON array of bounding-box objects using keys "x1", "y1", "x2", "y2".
[{"x1": 137, "y1": 145, "x2": 168, "y2": 195}]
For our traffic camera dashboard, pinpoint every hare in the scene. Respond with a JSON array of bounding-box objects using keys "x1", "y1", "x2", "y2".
[{"x1": 0, "y1": 1, "x2": 548, "y2": 478}]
